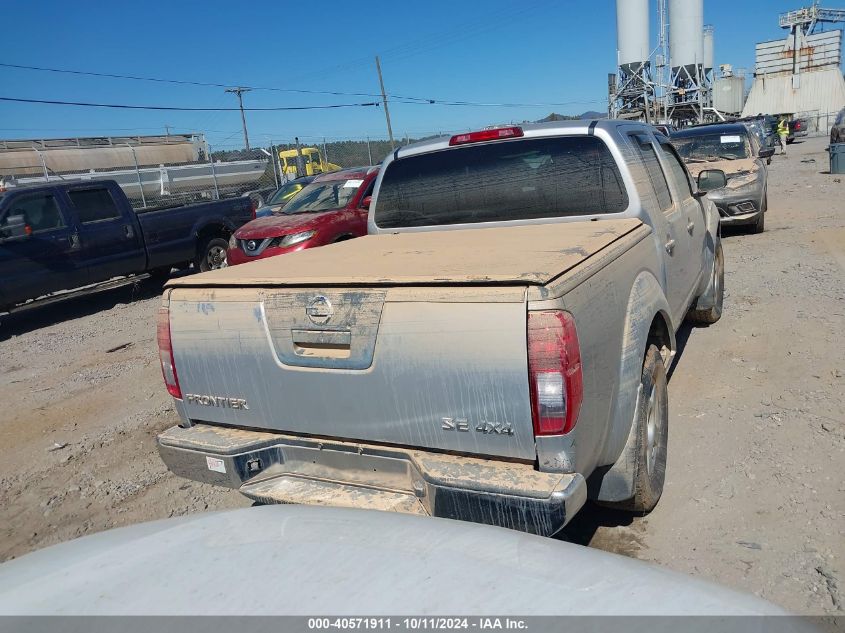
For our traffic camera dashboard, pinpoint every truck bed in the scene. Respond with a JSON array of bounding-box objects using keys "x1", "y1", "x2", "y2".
[{"x1": 166, "y1": 218, "x2": 644, "y2": 288}]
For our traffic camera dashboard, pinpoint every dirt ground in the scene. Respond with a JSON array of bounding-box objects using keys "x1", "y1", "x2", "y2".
[{"x1": 1, "y1": 135, "x2": 842, "y2": 614}]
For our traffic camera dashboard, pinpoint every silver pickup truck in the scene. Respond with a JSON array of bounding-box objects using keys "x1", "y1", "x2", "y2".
[{"x1": 156, "y1": 120, "x2": 726, "y2": 536}]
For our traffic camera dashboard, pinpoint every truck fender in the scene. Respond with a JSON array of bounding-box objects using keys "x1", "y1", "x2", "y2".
[
  {"x1": 591, "y1": 271, "x2": 674, "y2": 503},
  {"x1": 191, "y1": 215, "x2": 234, "y2": 242},
  {"x1": 693, "y1": 210, "x2": 721, "y2": 309}
]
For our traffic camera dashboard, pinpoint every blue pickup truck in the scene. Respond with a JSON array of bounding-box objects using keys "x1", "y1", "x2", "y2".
[{"x1": 0, "y1": 179, "x2": 253, "y2": 313}]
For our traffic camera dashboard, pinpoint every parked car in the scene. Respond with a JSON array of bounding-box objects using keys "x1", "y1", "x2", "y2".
[
  {"x1": 227, "y1": 167, "x2": 378, "y2": 266},
  {"x1": 157, "y1": 121, "x2": 725, "y2": 537},
  {"x1": 739, "y1": 120, "x2": 773, "y2": 164},
  {"x1": 0, "y1": 505, "x2": 792, "y2": 616},
  {"x1": 241, "y1": 185, "x2": 277, "y2": 210},
  {"x1": 672, "y1": 123, "x2": 773, "y2": 233},
  {"x1": 253, "y1": 176, "x2": 315, "y2": 218},
  {"x1": 654, "y1": 123, "x2": 677, "y2": 137},
  {"x1": 0, "y1": 179, "x2": 254, "y2": 313},
  {"x1": 737, "y1": 115, "x2": 779, "y2": 150},
  {"x1": 789, "y1": 116, "x2": 809, "y2": 141},
  {"x1": 831, "y1": 107, "x2": 845, "y2": 144}
]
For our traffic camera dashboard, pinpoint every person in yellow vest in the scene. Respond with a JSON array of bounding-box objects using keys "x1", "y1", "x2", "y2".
[{"x1": 777, "y1": 117, "x2": 789, "y2": 155}]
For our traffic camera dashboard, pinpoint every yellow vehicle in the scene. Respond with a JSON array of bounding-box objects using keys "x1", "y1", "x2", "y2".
[{"x1": 278, "y1": 148, "x2": 341, "y2": 178}]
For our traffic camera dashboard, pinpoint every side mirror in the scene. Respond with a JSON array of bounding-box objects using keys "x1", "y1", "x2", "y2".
[
  {"x1": 361, "y1": 196, "x2": 372, "y2": 210},
  {"x1": 758, "y1": 147, "x2": 775, "y2": 159},
  {"x1": 0, "y1": 214, "x2": 30, "y2": 241},
  {"x1": 696, "y1": 170, "x2": 727, "y2": 194}
]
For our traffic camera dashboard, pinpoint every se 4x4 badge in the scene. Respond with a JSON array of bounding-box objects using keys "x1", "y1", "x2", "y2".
[{"x1": 441, "y1": 417, "x2": 514, "y2": 436}]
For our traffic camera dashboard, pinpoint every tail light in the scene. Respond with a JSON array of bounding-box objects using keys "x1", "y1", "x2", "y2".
[
  {"x1": 157, "y1": 306, "x2": 182, "y2": 399},
  {"x1": 449, "y1": 126, "x2": 523, "y2": 146},
  {"x1": 527, "y1": 311, "x2": 583, "y2": 435}
]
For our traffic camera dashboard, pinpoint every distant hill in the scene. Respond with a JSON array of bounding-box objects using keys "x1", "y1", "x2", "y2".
[
  {"x1": 536, "y1": 112, "x2": 580, "y2": 123},
  {"x1": 535, "y1": 110, "x2": 607, "y2": 123}
]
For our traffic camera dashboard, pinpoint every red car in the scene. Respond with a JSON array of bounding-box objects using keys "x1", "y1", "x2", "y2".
[{"x1": 228, "y1": 167, "x2": 378, "y2": 266}]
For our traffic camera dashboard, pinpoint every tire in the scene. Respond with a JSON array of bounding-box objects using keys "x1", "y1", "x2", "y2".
[
  {"x1": 751, "y1": 194, "x2": 767, "y2": 234},
  {"x1": 687, "y1": 243, "x2": 724, "y2": 325},
  {"x1": 196, "y1": 237, "x2": 229, "y2": 272},
  {"x1": 616, "y1": 345, "x2": 669, "y2": 513}
]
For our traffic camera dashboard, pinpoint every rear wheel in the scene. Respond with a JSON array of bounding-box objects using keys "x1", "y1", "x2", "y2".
[
  {"x1": 196, "y1": 237, "x2": 229, "y2": 272},
  {"x1": 687, "y1": 243, "x2": 724, "y2": 325},
  {"x1": 617, "y1": 345, "x2": 668, "y2": 513}
]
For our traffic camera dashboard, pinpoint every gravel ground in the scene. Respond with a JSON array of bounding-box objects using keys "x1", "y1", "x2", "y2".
[{"x1": 1, "y1": 135, "x2": 842, "y2": 614}]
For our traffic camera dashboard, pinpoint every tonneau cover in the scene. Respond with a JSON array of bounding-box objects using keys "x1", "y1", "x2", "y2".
[{"x1": 168, "y1": 219, "x2": 643, "y2": 288}]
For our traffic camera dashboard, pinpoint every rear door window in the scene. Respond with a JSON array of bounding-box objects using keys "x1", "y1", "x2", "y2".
[
  {"x1": 68, "y1": 187, "x2": 122, "y2": 223},
  {"x1": 373, "y1": 136, "x2": 628, "y2": 229},
  {"x1": 4, "y1": 193, "x2": 65, "y2": 233},
  {"x1": 659, "y1": 143, "x2": 694, "y2": 200},
  {"x1": 629, "y1": 133, "x2": 673, "y2": 213}
]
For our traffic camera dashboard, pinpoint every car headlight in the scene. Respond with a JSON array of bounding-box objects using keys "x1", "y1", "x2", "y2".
[
  {"x1": 726, "y1": 172, "x2": 758, "y2": 190},
  {"x1": 279, "y1": 230, "x2": 316, "y2": 247},
  {"x1": 228, "y1": 234, "x2": 238, "y2": 249}
]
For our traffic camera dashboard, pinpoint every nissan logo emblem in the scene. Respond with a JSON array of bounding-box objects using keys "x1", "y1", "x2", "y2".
[
  {"x1": 306, "y1": 296, "x2": 333, "y2": 324},
  {"x1": 246, "y1": 240, "x2": 258, "y2": 252}
]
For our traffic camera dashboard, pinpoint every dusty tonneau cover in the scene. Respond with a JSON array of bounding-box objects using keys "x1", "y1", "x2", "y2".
[{"x1": 167, "y1": 219, "x2": 643, "y2": 287}]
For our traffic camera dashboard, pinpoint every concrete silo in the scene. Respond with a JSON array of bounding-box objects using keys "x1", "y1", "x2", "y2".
[
  {"x1": 670, "y1": 0, "x2": 704, "y2": 75},
  {"x1": 667, "y1": 0, "x2": 711, "y2": 124},
  {"x1": 703, "y1": 25, "x2": 715, "y2": 76},
  {"x1": 611, "y1": 0, "x2": 654, "y2": 119}
]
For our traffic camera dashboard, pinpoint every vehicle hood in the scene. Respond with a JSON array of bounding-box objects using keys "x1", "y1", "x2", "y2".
[
  {"x1": 170, "y1": 219, "x2": 646, "y2": 288},
  {"x1": 685, "y1": 157, "x2": 758, "y2": 180},
  {"x1": 235, "y1": 210, "x2": 339, "y2": 239},
  {"x1": 0, "y1": 506, "x2": 790, "y2": 616}
]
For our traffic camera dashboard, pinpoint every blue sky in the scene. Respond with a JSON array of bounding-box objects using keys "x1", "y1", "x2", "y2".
[{"x1": 1, "y1": 0, "x2": 839, "y2": 148}]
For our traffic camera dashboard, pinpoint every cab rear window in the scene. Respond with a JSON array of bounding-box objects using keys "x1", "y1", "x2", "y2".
[{"x1": 374, "y1": 136, "x2": 628, "y2": 229}]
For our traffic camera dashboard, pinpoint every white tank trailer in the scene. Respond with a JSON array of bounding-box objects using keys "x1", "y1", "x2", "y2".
[
  {"x1": 0, "y1": 134, "x2": 268, "y2": 202},
  {"x1": 614, "y1": 0, "x2": 653, "y2": 117}
]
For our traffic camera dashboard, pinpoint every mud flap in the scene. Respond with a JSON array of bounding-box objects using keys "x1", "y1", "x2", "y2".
[{"x1": 591, "y1": 383, "x2": 642, "y2": 502}]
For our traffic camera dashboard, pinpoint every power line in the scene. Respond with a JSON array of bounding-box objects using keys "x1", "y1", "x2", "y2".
[
  {"x1": 0, "y1": 61, "x2": 602, "y2": 109},
  {"x1": 0, "y1": 62, "x2": 425, "y2": 102},
  {"x1": 0, "y1": 96, "x2": 380, "y2": 111}
]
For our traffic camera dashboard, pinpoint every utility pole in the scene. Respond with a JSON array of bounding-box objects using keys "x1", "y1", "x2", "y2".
[
  {"x1": 375, "y1": 56, "x2": 395, "y2": 150},
  {"x1": 225, "y1": 87, "x2": 252, "y2": 151}
]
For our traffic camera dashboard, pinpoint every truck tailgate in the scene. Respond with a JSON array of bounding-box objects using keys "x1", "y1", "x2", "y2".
[{"x1": 166, "y1": 219, "x2": 643, "y2": 461}]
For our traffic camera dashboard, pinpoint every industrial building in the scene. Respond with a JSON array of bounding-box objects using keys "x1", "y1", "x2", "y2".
[
  {"x1": 742, "y1": 4, "x2": 845, "y2": 132},
  {"x1": 610, "y1": 0, "x2": 845, "y2": 129}
]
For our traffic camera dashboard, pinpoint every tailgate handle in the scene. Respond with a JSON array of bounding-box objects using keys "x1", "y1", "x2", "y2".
[{"x1": 292, "y1": 329, "x2": 352, "y2": 359}]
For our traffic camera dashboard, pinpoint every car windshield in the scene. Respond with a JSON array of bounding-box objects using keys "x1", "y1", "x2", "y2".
[
  {"x1": 267, "y1": 182, "x2": 304, "y2": 205},
  {"x1": 373, "y1": 136, "x2": 628, "y2": 229},
  {"x1": 673, "y1": 133, "x2": 751, "y2": 162},
  {"x1": 283, "y1": 178, "x2": 361, "y2": 213}
]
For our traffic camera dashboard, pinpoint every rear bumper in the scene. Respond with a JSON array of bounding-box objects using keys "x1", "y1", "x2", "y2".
[{"x1": 158, "y1": 423, "x2": 587, "y2": 537}]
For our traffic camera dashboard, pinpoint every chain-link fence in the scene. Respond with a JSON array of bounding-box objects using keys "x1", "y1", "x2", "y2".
[
  {"x1": 0, "y1": 131, "x2": 450, "y2": 211},
  {"x1": 792, "y1": 110, "x2": 841, "y2": 137}
]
